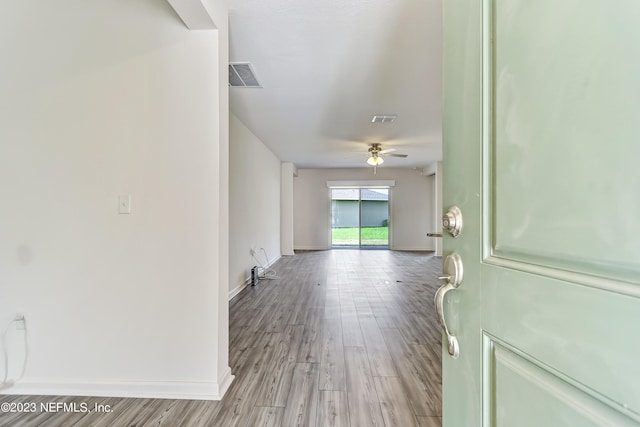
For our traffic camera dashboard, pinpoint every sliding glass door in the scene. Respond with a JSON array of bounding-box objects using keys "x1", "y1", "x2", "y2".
[
  {"x1": 360, "y1": 188, "x2": 389, "y2": 247},
  {"x1": 331, "y1": 188, "x2": 389, "y2": 249},
  {"x1": 331, "y1": 188, "x2": 360, "y2": 247}
]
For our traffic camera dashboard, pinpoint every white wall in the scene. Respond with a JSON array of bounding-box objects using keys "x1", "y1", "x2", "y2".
[
  {"x1": 280, "y1": 163, "x2": 298, "y2": 256},
  {"x1": 0, "y1": 0, "x2": 231, "y2": 399},
  {"x1": 294, "y1": 168, "x2": 435, "y2": 251},
  {"x1": 424, "y1": 161, "x2": 443, "y2": 256},
  {"x1": 435, "y1": 161, "x2": 443, "y2": 256},
  {"x1": 229, "y1": 114, "x2": 281, "y2": 298}
]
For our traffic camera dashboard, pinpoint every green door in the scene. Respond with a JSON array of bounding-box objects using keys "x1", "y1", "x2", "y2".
[{"x1": 442, "y1": 1, "x2": 640, "y2": 425}]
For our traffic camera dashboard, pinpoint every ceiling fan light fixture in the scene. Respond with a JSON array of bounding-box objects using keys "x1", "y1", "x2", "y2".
[{"x1": 367, "y1": 155, "x2": 384, "y2": 166}]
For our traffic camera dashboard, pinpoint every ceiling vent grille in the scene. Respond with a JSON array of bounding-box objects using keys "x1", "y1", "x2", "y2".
[
  {"x1": 371, "y1": 114, "x2": 397, "y2": 123},
  {"x1": 229, "y1": 62, "x2": 261, "y2": 88}
]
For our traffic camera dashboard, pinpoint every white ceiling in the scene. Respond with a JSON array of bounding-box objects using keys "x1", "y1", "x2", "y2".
[{"x1": 227, "y1": 0, "x2": 442, "y2": 169}]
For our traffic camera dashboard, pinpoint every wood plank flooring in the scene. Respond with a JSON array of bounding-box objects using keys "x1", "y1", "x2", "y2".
[{"x1": 0, "y1": 250, "x2": 443, "y2": 426}]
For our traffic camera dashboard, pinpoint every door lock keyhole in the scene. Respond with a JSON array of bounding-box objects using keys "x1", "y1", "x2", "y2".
[{"x1": 442, "y1": 206, "x2": 463, "y2": 237}]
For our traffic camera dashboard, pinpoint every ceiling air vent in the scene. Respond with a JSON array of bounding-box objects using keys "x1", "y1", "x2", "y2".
[
  {"x1": 371, "y1": 114, "x2": 398, "y2": 123},
  {"x1": 371, "y1": 114, "x2": 397, "y2": 123},
  {"x1": 229, "y1": 62, "x2": 262, "y2": 88}
]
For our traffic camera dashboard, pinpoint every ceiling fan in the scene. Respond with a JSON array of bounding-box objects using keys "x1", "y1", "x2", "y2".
[{"x1": 366, "y1": 143, "x2": 408, "y2": 166}]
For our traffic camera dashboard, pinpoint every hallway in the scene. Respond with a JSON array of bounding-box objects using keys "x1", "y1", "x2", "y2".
[
  {"x1": 0, "y1": 250, "x2": 443, "y2": 426},
  {"x1": 222, "y1": 250, "x2": 443, "y2": 426}
]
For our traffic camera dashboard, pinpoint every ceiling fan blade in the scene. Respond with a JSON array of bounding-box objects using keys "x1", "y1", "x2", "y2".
[
  {"x1": 379, "y1": 148, "x2": 397, "y2": 154},
  {"x1": 388, "y1": 153, "x2": 408, "y2": 158}
]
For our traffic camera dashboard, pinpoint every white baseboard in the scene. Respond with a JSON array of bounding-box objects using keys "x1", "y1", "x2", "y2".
[
  {"x1": 293, "y1": 246, "x2": 330, "y2": 251},
  {"x1": 391, "y1": 247, "x2": 436, "y2": 252},
  {"x1": 267, "y1": 254, "x2": 281, "y2": 267},
  {"x1": 228, "y1": 280, "x2": 249, "y2": 301},
  {"x1": 0, "y1": 368, "x2": 235, "y2": 400},
  {"x1": 215, "y1": 366, "x2": 234, "y2": 399},
  {"x1": 293, "y1": 246, "x2": 435, "y2": 251}
]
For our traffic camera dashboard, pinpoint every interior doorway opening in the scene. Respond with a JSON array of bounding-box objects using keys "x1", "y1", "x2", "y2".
[{"x1": 331, "y1": 188, "x2": 389, "y2": 249}]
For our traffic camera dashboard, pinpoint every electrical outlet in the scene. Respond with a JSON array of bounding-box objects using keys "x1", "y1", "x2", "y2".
[
  {"x1": 15, "y1": 314, "x2": 26, "y2": 330},
  {"x1": 118, "y1": 194, "x2": 132, "y2": 214},
  {"x1": 250, "y1": 247, "x2": 256, "y2": 256}
]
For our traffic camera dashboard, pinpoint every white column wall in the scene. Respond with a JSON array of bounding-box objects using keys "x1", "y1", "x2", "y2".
[
  {"x1": 281, "y1": 163, "x2": 297, "y2": 256},
  {"x1": 435, "y1": 161, "x2": 443, "y2": 256},
  {"x1": 0, "y1": 0, "x2": 231, "y2": 399}
]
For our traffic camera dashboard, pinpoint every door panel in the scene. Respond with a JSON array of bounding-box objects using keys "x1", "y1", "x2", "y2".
[
  {"x1": 491, "y1": 0, "x2": 640, "y2": 283},
  {"x1": 486, "y1": 338, "x2": 637, "y2": 427},
  {"x1": 483, "y1": 266, "x2": 640, "y2": 419},
  {"x1": 443, "y1": 0, "x2": 640, "y2": 425}
]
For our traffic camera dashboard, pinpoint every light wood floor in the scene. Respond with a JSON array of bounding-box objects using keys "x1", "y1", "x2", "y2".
[{"x1": 0, "y1": 250, "x2": 443, "y2": 427}]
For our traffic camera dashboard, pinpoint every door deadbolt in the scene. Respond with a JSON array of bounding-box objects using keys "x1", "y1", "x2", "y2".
[{"x1": 442, "y1": 206, "x2": 463, "y2": 237}]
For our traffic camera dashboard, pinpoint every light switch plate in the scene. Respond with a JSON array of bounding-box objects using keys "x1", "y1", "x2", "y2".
[{"x1": 118, "y1": 194, "x2": 131, "y2": 214}]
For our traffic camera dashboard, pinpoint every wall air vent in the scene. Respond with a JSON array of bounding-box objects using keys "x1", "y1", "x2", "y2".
[
  {"x1": 229, "y1": 62, "x2": 262, "y2": 88},
  {"x1": 371, "y1": 114, "x2": 397, "y2": 123}
]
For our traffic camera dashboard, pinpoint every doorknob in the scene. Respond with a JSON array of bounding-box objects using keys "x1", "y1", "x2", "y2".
[
  {"x1": 435, "y1": 252, "x2": 463, "y2": 358},
  {"x1": 442, "y1": 206, "x2": 463, "y2": 237}
]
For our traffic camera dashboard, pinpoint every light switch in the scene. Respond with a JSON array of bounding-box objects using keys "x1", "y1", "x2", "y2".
[{"x1": 118, "y1": 194, "x2": 131, "y2": 214}]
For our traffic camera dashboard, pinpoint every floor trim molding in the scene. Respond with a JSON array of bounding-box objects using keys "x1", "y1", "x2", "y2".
[
  {"x1": 228, "y1": 279, "x2": 250, "y2": 301},
  {"x1": 0, "y1": 374, "x2": 234, "y2": 401}
]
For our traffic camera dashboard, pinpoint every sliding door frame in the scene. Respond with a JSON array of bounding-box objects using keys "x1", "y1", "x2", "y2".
[{"x1": 329, "y1": 186, "x2": 392, "y2": 249}]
